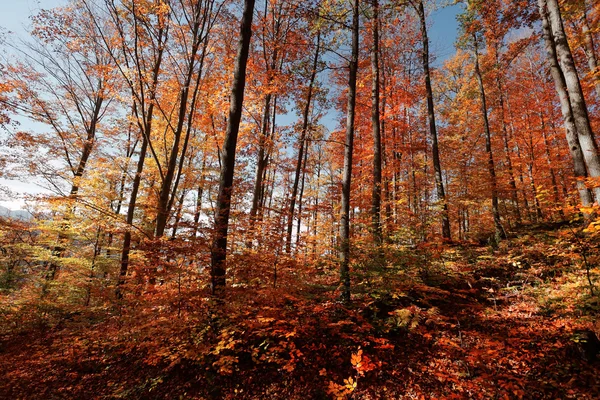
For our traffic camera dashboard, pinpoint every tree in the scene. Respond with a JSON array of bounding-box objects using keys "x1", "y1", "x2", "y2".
[
  {"x1": 340, "y1": 0, "x2": 359, "y2": 303},
  {"x1": 370, "y1": 0, "x2": 383, "y2": 245},
  {"x1": 543, "y1": 0, "x2": 600, "y2": 201},
  {"x1": 538, "y1": 0, "x2": 593, "y2": 212},
  {"x1": 210, "y1": 0, "x2": 256, "y2": 293},
  {"x1": 413, "y1": 0, "x2": 451, "y2": 240},
  {"x1": 286, "y1": 29, "x2": 322, "y2": 254},
  {"x1": 4, "y1": 4, "x2": 114, "y2": 281}
]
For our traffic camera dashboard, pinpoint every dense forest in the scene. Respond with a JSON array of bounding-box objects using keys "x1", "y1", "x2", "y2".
[{"x1": 1, "y1": 0, "x2": 600, "y2": 398}]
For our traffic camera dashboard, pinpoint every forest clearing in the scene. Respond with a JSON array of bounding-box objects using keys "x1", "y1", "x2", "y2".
[{"x1": 1, "y1": 0, "x2": 600, "y2": 398}]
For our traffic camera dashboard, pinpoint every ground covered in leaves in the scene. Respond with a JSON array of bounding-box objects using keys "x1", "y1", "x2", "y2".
[{"x1": 2, "y1": 223, "x2": 600, "y2": 399}]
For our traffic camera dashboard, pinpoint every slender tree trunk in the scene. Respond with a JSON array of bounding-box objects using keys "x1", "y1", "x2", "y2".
[
  {"x1": 117, "y1": 21, "x2": 168, "y2": 290},
  {"x1": 155, "y1": 5, "x2": 208, "y2": 237},
  {"x1": 545, "y1": 0, "x2": 600, "y2": 200},
  {"x1": 417, "y1": 0, "x2": 450, "y2": 240},
  {"x1": 313, "y1": 147, "x2": 322, "y2": 256},
  {"x1": 249, "y1": 93, "x2": 273, "y2": 226},
  {"x1": 193, "y1": 148, "x2": 207, "y2": 238},
  {"x1": 106, "y1": 126, "x2": 137, "y2": 257},
  {"x1": 370, "y1": 0, "x2": 383, "y2": 245},
  {"x1": 118, "y1": 136, "x2": 149, "y2": 293},
  {"x1": 171, "y1": 191, "x2": 187, "y2": 239},
  {"x1": 340, "y1": 0, "x2": 359, "y2": 304},
  {"x1": 380, "y1": 69, "x2": 392, "y2": 237},
  {"x1": 539, "y1": 112, "x2": 563, "y2": 215},
  {"x1": 47, "y1": 96, "x2": 104, "y2": 281},
  {"x1": 210, "y1": 0, "x2": 256, "y2": 293},
  {"x1": 286, "y1": 31, "x2": 321, "y2": 253},
  {"x1": 296, "y1": 141, "x2": 309, "y2": 249},
  {"x1": 538, "y1": 0, "x2": 593, "y2": 210},
  {"x1": 524, "y1": 115, "x2": 544, "y2": 221},
  {"x1": 496, "y1": 77, "x2": 521, "y2": 224},
  {"x1": 473, "y1": 33, "x2": 504, "y2": 242}
]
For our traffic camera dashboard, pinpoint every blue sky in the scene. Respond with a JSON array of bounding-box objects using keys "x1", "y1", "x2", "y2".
[
  {"x1": 1, "y1": 0, "x2": 66, "y2": 36},
  {"x1": 429, "y1": 3, "x2": 463, "y2": 65},
  {"x1": 1, "y1": 0, "x2": 461, "y2": 60}
]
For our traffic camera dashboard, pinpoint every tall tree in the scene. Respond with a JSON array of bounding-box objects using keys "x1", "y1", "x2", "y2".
[
  {"x1": 340, "y1": 0, "x2": 359, "y2": 303},
  {"x1": 472, "y1": 31, "x2": 505, "y2": 242},
  {"x1": 544, "y1": 0, "x2": 600, "y2": 201},
  {"x1": 286, "y1": 30, "x2": 321, "y2": 253},
  {"x1": 413, "y1": 0, "x2": 451, "y2": 240},
  {"x1": 537, "y1": 0, "x2": 593, "y2": 211},
  {"x1": 210, "y1": 0, "x2": 256, "y2": 293},
  {"x1": 249, "y1": 0, "x2": 293, "y2": 234},
  {"x1": 370, "y1": 0, "x2": 383, "y2": 245},
  {"x1": 7, "y1": 5, "x2": 113, "y2": 280}
]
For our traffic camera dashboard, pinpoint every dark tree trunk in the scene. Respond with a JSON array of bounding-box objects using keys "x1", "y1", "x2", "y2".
[
  {"x1": 118, "y1": 135, "x2": 149, "y2": 293},
  {"x1": 473, "y1": 33, "x2": 505, "y2": 242},
  {"x1": 496, "y1": 72, "x2": 521, "y2": 224},
  {"x1": 47, "y1": 95, "x2": 104, "y2": 281},
  {"x1": 296, "y1": 140, "x2": 309, "y2": 249},
  {"x1": 249, "y1": 93, "x2": 273, "y2": 228},
  {"x1": 286, "y1": 31, "x2": 321, "y2": 253},
  {"x1": 371, "y1": 0, "x2": 383, "y2": 245},
  {"x1": 210, "y1": 0, "x2": 256, "y2": 293},
  {"x1": 155, "y1": 3, "x2": 209, "y2": 237},
  {"x1": 340, "y1": 0, "x2": 359, "y2": 304},
  {"x1": 417, "y1": 0, "x2": 450, "y2": 240}
]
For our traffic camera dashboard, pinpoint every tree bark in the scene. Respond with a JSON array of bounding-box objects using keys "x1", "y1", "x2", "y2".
[
  {"x1": 340, "y1": 0, "x2": 359, "y2": 304},
  {"x1": 371, "y1": 0, "x2": 383, "y2": 245},
  {"x1": 155, "y1": 2, "x2": 209, "y2": 237},
  {"x1": 495, "y1": 59, "x2": 522, "y2": 224},
  {"x1": 416, "y1": 0, "x2": 450, "y2": 240},
  {"x1": 118, "y1": 135, "x2": 149, "y2": 293},
  {"x1": 286, "y1": 31, "x2": 321, "y2": 253},
  {"x1": 538, "y1": 0, "x2": 593, "y2": 210},
  {"x1": 47, "y1": 95, "x2": 104, "y2": 281},
  {"x1": 210, "y1": 0, "x2": 256, "y2": 293},
  {"x1": 545, "y1": 0, "x2": 600, "y2": 200},
  {"x1": 473, "y1": 33, "x2": 505, "y2": 242},
  {"x1": 295, "y1": 140, "x2": 309, "y2": 249}
]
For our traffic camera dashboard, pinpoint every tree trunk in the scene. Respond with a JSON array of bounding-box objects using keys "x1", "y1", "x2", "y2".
[
  {"x1": 295, "y1": 140, "x2": 309, "y2": 250},
  {"x1": 210, "y1": 0, "x2": 256, "y2": 293},
  {"x1": 47, "y1": 95, "x2": 104, "y2": 281},
  {"x1": 286, "y1": 31, "x2": 321, "y2": 253},
  {"x1": 340, "y1": 0, "x2": 359, "y2": 304},
  {"x1": 417, "y1": 0, "x2": 450, "y2": 240},
  {"x1": 249, "y1": 94, "x2": 273, "y2": 228},
  {"x1": 118, "y1": 135, "x2": 149, "y2": 293},
  {"x1": 371, "y1": 0, "x2": 383, "y2": 245},
  {"x1": 473, "y1": 33, "x2": 504, "y2": 242},
  {"x1": 496, "y1": 73, "x2": 521, "y2": 224},
  {"x1": 538, "y1": 0, "x2": 593, "y2": 210},
  {"x1": 545, "y1": 0, "x2": 600, "y2": 200},
  {"x1": 540, "y1": 112, "x2": 563, "y2": 216},
  {"x1": 155, "y1": 4, "x2": 209, "y2": 237}
]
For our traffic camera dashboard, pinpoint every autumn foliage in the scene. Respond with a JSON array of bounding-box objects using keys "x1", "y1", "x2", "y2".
[{"x1": 1, "y1": 0, "x2": 600, "y2": 398}]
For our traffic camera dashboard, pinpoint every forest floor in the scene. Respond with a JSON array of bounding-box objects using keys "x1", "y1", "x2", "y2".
[{"x1": 1, "y1": 222, "x2": 600, "y2": 399}]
